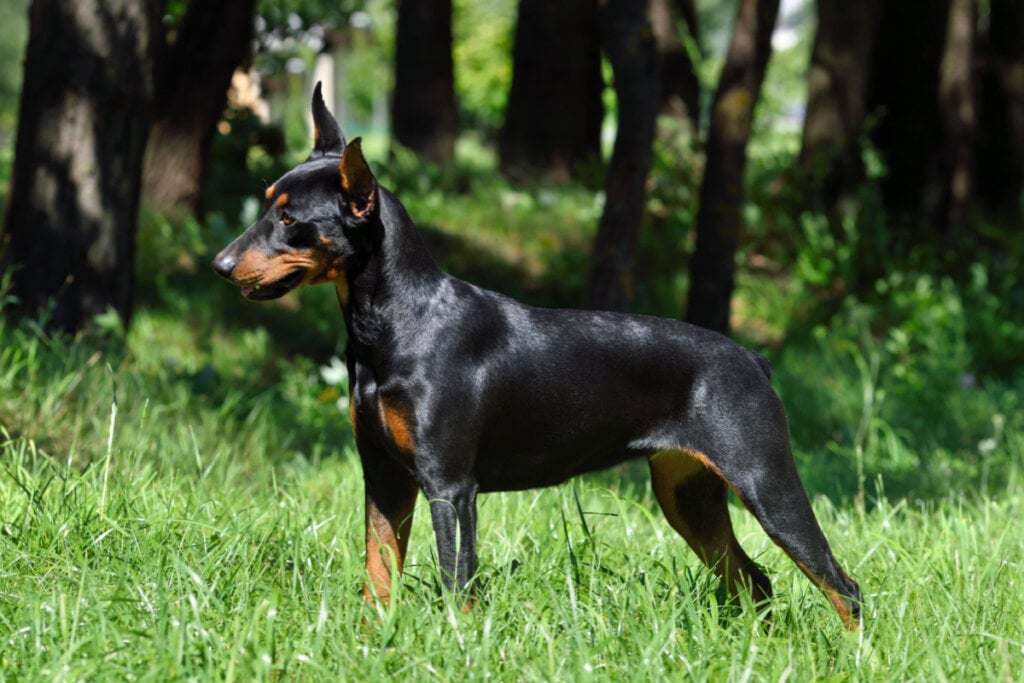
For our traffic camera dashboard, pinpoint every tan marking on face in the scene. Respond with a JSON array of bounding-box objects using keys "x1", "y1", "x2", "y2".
[
  {"x1": 264, "y1": 184, "x2": 276, "y2": 200},
  {"x1": 308, "y1": 235, "x2": 347, "y2": 287},
  {"x1": 275, "y1": 192, "x2": 289, "y2": 208},
  {"x1": 231, "y1": 247, "x2": 319, "y2": 288}
]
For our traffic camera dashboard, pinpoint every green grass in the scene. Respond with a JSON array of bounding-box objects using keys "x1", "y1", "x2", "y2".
[
  {"x1": 1, "y1": 354, "x2": 1021, "y2": 680},
  {"x1": 2, "y1": 287, "x2": 1023, "y2": 681},
  {"x1": 2, "y1": 165, "x2": 1023, "y2": 680}
]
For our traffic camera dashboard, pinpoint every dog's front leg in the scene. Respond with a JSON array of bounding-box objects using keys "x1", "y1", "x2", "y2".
[
  {"x1": 423, "y1": 479, "x2": 479, "y2": 595},
  {"x1": 361, "y1": 452, "x2": 419, "y2": 604}
]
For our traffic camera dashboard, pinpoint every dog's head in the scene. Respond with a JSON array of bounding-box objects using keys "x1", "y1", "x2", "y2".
[{"x1": 212, "y1": 82, "x2": 376, "y2": 301}]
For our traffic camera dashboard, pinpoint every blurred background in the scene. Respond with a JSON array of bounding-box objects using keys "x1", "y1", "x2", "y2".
[{"x1": 1, "y1": 0, "x2": 1022, "y2": 500}]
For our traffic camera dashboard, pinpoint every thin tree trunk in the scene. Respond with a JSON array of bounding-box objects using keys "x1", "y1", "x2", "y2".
[
  {"x1": 867, "y1": 0, "x2": 951, "y2": 218},
  {"x1": 650, "y1": 0, "x2": 700, "y2": 129},
  {"x1": 976, "y1": 0, "x2": 1024, "y2": 217},
  {"x1": 500, "y1": 0, "x2": 603, "y2": 182},
  {"x1": 799, "y1": 0, "x2": 881, "y2": 205},
  {"x1": 587, "y1": 0, "x2": 658, "y2": 312},
  {"x1": 1, "y1": 0, "x2": 163, "y2": 332},
  {"x1": 392, "y1": 0, "x2": 457, "y2": 164},
  {"x1": 933, "y1": 0, "x2": 977, "y2": 233},
  {"x1": 684, "y1": 0, "x2": 780, "y2": 335},
  {"x1": 141, "y1": 0, "x2": 256, "y2": 216}
]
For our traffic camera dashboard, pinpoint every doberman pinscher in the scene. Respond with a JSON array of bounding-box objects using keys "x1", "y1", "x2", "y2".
[{"x1": 213, "y1": 83, "x2": 861, "y2": 629}]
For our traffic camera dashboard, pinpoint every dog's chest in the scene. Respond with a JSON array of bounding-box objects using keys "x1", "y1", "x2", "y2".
[{"x1": 348, "y1": 371, "x2": 418, "y2": 470}]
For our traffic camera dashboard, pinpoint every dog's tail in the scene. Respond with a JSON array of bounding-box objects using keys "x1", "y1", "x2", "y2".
[{"x1": 745, "y1": 349, "x2": 773, "y2": 379}]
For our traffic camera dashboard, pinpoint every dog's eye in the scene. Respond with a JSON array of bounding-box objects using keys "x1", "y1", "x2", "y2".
[{"x1": 280, "y1": 212, "x2": 295, "y2": 226}]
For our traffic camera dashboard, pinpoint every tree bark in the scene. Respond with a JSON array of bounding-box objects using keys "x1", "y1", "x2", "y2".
[
  {"x1": 588, "y1": 0, "x2": 659, "y2": 312},
  {"x1": 499, "y1": 0, "x2": 603, "y2": 182},
  {"x1": 1, "y1": 0, "x2": 164, "y2": 333},
  {"x1": 866, "y1": 0, "x2": 951, "y2": 218},
  {"x1": 932, "y1": 0, "x2": 977, "y2": 233},
  {"x1": 684, "y1": 0, "x2": 780, "y2": 335},
  {"x1": 650, "y1": 0, "x2": 700, "y2": 129},
  {"x1": 799, "y1": 0, "x2": 881, "y2": 205},
  {"x1": 141, "y1": 0, "x2": 256, "y2": 216},
  {"x1": 976, "y1": 0, "x2": 1024, "y2": 217},
  {"x1": 392, "y1": 0, "x2": 458, "y2": 164}
]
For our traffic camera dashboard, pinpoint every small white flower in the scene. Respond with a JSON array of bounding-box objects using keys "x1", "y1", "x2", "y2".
[{"x1": 319, "y1": 356, "x2": 348, "y2": 386}]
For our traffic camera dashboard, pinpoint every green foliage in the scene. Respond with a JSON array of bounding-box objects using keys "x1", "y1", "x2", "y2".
[
  {"x1": 335, "y1": 14, "x2": 393, "y2": 129},
  {"x1": 453, "y1": 0, "x2": 515, "y2": 133},
  {"x1": 258, "y1": 0, "x2": 359, "y2": 29},
  {"x1": 203, "y1": 105, "x2": 290, "y2": 226},
  {"x1": 634, "y1": 116, "x2": 702, "y2": 318},
  {"x1": 376, "y1": 136, "x2": 600, "y2": 308},
  {"x1": 773, "y1": 278, "x2": 1023, "y2": 503},
  {"x1": 2, "y1": 304, "x2": 1023, "y2": 679},
  {"x1": 0, "y1": 0, "x2": 27, "y2": 140},
  {"x1": 0, "y1": 0, "x2": 27, "y2": 212}
]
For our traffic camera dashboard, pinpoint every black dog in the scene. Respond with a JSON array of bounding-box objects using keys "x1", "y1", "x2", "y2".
[{"x1": 213, "y1": 84, "x2": 861, "y2": 629}]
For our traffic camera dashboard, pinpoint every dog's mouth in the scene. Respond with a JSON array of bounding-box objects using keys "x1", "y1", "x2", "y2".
[{"x1": 240, "y1": 268, "x2": 307, "y2": 301}]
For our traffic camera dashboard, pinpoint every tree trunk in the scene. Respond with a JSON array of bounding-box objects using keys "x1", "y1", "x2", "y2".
[
  {"x1": 392, "y1": 0, "x2": 457, "y2": 164},
  {"x1": 650, "y1": 0, "x2": 700, "y2": 129},
  {"x1": 932, "y1": 0, "x2": 977, "y2": 233},
  {"x1": 141, "y1": 0, "x2": 256, "y2": 216},
  {"x1": 499, "y1": 0, "x2": 603, "y2": 182},
  {"x1": 684, "y1": 0, "x2": 780, "y2": 335},
  {"x1": 976, "y1": 0, "x2": 1024, "y2": 218},
  {"x1": 588, "y1": 0, "x2": 659, "y2": 312},
  {"x1": 867, "y1": 0, "x2": 951, "y2": 219},
  {"x1": 1, "y1": 0, "x2": 163, "y2": 333},
  {"x1": 799, "y1": 0, "x2": 881, "y2": 205}
]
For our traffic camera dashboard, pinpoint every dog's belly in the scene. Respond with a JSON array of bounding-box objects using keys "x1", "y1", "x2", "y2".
[
  {"x1": 471, "y1": 401, "x2": 663, "y2": 492},
  {"x1": 473, "y1": 444, "x2": 642, "y2": 492}
]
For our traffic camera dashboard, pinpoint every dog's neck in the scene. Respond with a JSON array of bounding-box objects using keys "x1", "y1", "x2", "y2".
[{"x1": 338, "y1": 186, "x2": 444, "y2": 353}]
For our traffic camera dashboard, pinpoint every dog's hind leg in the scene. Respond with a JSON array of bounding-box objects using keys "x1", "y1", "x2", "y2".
[
  {"x1": 719, "y1": 443, "x2": 863, "y2": 629},
  {"x1": 649, "y1": 449, "x2": 772, "y2": 607}
]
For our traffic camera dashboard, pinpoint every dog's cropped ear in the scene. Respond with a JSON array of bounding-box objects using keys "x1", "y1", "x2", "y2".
[
  {"x1": 339, "y1": 137, "x2": 375, "y2": 218},
  {"x1": 309, "y1": 81, "x2": 346, "y2": 159}
]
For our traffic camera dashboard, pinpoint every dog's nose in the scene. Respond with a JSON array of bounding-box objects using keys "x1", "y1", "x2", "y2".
[{"x1": 211, "y1": 252, "x2": 237, "y2": 280}]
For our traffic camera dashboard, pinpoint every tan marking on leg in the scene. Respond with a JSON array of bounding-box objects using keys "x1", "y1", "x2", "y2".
[
  {"x1": 792, "y1": 559, "x2": 858, "y2": 630},
  {"x1": 378, "y1": 398, "x2": 415, "y2": 455},
  {"x1": 364, "y1": 494, "x2": 417, "y2": 604},
  {"x1": 649, "y1": 449, "x2": 770, "y2": 604}
]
